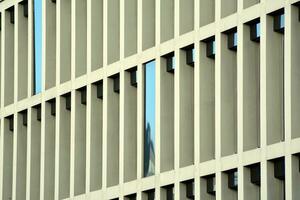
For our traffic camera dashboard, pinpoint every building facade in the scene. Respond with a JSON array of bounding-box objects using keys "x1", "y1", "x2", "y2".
[{"x1": 0, "y1": 0, "x2": 300, "y2": 199}]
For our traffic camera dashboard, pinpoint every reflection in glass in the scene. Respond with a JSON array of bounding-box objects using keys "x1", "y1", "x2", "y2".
[
  {"x1": 144, "y1": 60, "x2": 156, "y2": 177},
  {"x1": 233, "y1": 32, "x2": 237, "y2": 47},
  {"x1": 256, "y1": 22, "x2": 260, "y2": 38},
  {"x1": 212, "y1": 41, "x2": 216, "y2": 54},
  {"x1": 186, "y1": 47, "x2": 195, "y2": 66},
  {"x1": 279, "y1": 14, "x2": 284, "y2": 29},
  {"x1": 34, "y1": 0, "x2": 42, "y2": 94}
]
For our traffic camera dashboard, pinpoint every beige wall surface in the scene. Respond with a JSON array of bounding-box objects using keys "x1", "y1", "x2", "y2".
[{"x1": 0, "y1": 0, "x2": 300, "y2": 200}]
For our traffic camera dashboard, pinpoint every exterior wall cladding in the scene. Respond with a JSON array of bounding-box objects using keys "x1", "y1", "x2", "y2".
[{"x1": 2, "y1": 0, "x2": 300, "y2": 199}]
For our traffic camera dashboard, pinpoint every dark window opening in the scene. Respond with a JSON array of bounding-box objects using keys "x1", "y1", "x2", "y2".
[
  {"x1": 271, "y1": 9, "x2": 285, "y2": 33},
  {"x1": 203, "y1": 36, "x2": 216, "y2": 59},
  {"x1": 47, "y1": 99, "x2": 56, "y2": 116},
  {"x1": 247, "y1": 19, "x2": 261, "y2": 42},
  {"x1": 204, "y1": 175, "x2": 216, "y2": 196},
  {"x1": 163, "y1": 52, "x2": 175, "y2": 73},
  {"x1": 93, "y1": 80, "x2": 103, "y2": 99},
  {"x1": 7, "y1": 6, "x2": 15, "y2": 24},
  {"x1": 163, "y1": 184, "x2": 174, "y2": 200},
  {"x1": 20, "y1": 0, "x2": 28, "y2": 18},
  {"x1": 78, "y1": 87, "x2": 87, "y2": 105},
  {"x1": 296, "y1": 2, "x2": 300, "y2": 21},
  {"x1": 183, "y1": 45, "x2": 195, "y2": 66},
  {"x1": 226, "y1": 169, "x2": 238, "y2": 190},
  {"x1": 124, "y1": 194, "x2": 136, "y2": 200},
  {"x1": 20, "y1": 110, "x2": 28, "y2": 126},
  {"x1": 110, "y1": 74, "x2": 120, "y2": 94},
  {"x1": 143, "y1": 189, "x2": 155, "y2": 200},
  {"x1": 183, "y1": 180, "x2": 194, "y2": 199},
  {"x1": 272, "y1": 157, "x2": 285, "y2": 181},
  {"x1": 33, "y1": 104, "x2": 42, "y2": 121},
  {"x1": 296, "y1": 154, "x2": 300, "y2": 172},
  {"x1": 248, "y1": 163, "x2": 261, "y2": 186},
  {"x1": 6, "y1": 115, "x2": 14, "y2": 132},
  {"x1": 226, "y1": 28, "x2": 238, "y2": 51},
  {"x1": 63, "y1": 93, "x2": 72, "y2": 111},
  {"x1": 127, "y1": 67, "x2": 138, "y2": 87},
  {"x1": 270, "y1": 157, "x2": 285, "y2": 200}
]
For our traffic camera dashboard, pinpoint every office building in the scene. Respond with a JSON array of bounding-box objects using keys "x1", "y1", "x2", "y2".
[{"x1": 0, "y1": 0, "x2": 300, "y2": 200}]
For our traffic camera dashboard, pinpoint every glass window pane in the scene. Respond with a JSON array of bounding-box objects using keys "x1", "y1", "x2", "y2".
[
  {"x1": 233, "y1": 32, "x2": 238, "y2": 47},
  {"x1": 234, "y1": 171, "x2": 238, "y2": 186},
  {"x1": 172, "y1": 56, "x2": 175, "y2": 70},
  {"x1": 256, "y1": 22, "x2": 260, "y2": 38},
  {"x1": 144, "y1": 60, "x2": 156, "y2": 177},
  {"x1": 34, "y1": 0, "x2": 42, "y2": 94},
  {"x1": 280, "y1": 14, "x2": 284, "y2": 29}
]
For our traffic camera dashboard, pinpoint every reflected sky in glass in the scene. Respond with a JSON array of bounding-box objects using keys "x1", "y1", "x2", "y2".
[
  {"x1": 34, "y1": 0, "x2": 42, "y2": 94},
  {"x1": 234, "y1": 171, "x2": 238, "y2": 186},
  {"x1": 171, "y1": 56, "x2": 175, "y2": 70},
  {"x1": 233, "y1": 32, "x2": 237, "y2": 47},
  {"x1": 256, "y1": 23, "x2": 260, "y2": 38},
  {"x1": 144, "y1": 60, "x2": 156, "y2": 177},
  {"x1": 280, "y1": 14, "x2": 284, "y2": 29}
]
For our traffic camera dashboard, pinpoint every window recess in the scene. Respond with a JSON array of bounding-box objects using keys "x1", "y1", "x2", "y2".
[
  {"x1": 7, "y1": 6, "x2": 15, "y2": 24},
  {"x1": 124, "y1": 194, "x2": 136, "y2": 200},
  {"x1": 93, "y1": 80, "x2": 103, "y2": 99},
  {"x1": 226, "y1": 169, "x2": 238, "y2": 190},
  {"x1": 127, "y1": 67, "x2": 138, "y2": 87},
  {"x1": 143, "y1": 189, "x2": 155, "y2": 200},
  {"x1": 20, "y1": 110, "x2": 28, "y2": 126},
  {"x1": 271, "y1": 9, "x2": 285, "y2": 34},
  {"x1": 225, "y1": 28, "x2": 238, "y2": 51},
  {"x1": 205, "y1": 175, "x2": 216, "y2": 196},
  {"x1": 272, "y1": 158, "x2": 285, "y2": 180},
  {"x1": 183, "y1": 45, "x2": 195, "y2": 66},
  {"x1": 163, "y1": 52, "x2": 175, "y2": 73},
  {"x1": 7, "y1": 115, "x2": 14, "y2": 132},
  {"x1": 162, "y1": 184, "x2": 174, "y2": 200},
  {"x1": 183, "y1": 180, "x2": 194, "y2": 199},
  {"x1": 63, "y1": 93, "x2": 72, "y2": 111},
  {"x1": 20, "y1": 0, "x2": 28, "y2": 18},
  {"x1": 246, "y1": 19, "x2": 261, "y2": 42},
  {"x1": 78, "y1": 87, "x2": 87, "y2": 105},
  {"x1": 47, "y1": 99, "x2": 56, "y2": 116},
  {"x1": 269, "y1": 157, "x2": 285, "y2": 200},
  {"x1": 249, "y1": 163, "x2": 261, "y2": 186},
  {"x1": 295, "y1": 2, "x2": 300, "y2": 21},
  {"x1": 110, "y1": 74, "x2": 120, "y2": 94},
  {"x1": 203, "y1": 36, "x2": 216, "y2": 59},
  {"x1": 33, "y1": 104, "x2": 42, "y2": 121}
]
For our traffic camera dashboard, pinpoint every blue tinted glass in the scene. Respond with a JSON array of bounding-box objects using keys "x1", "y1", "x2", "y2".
[
  {"x1": 144, "y1": 61, "x2": 156, "y2": 177},
  {"x1": 172, "y1": 56, "x2": 175, "y2": 70},
  {"x1": 234, "y1": 171, "x2": 238, "y2": 186},
  {"x1": 280, "y1": 14, "x2": 284, "y2": 29},
  {"x1": 212, "y1": 41, "x2": 216, "y2": 54},
  {"x1": 34, "y1": 0, "x2": 42, "y2": 94},
  {"x1": 256, "y1": 23, "x2": 260, "y2": 38},
  {"x1": 233, "y1": 32, "x2": 238, "y2": 46}
]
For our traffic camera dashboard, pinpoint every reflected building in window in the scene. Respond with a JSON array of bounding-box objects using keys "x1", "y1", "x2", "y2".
[{"x1": 144, "y1": 60, "x2": 156, "y2": 177}]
